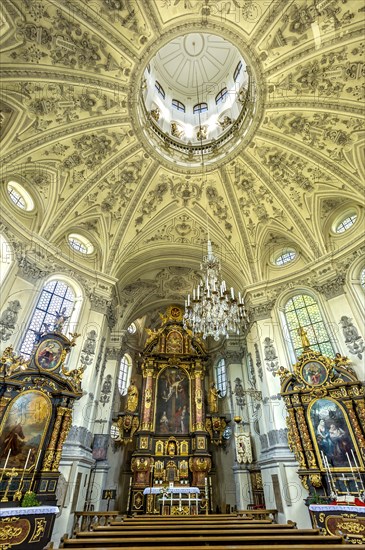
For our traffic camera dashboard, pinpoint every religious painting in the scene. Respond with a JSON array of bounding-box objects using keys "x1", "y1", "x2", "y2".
[
  {"x1": 301, "y1": 361, "x2": 327, "y2": 386},
  {"x1": 166, "y1": 330, "x2": 183, "y2": 354},
  {"x1": 35, "y1": 338, "x2": 63, "y2": 371},
  {"x1": 0, "y1": 390, "x2": 51, "y2": 470},
  {"x1": 156, "y1": 366, "x2": 190, "y2": 435},
  {"x1": 309, "y1": 398, "x2": 360, "y2": 469},
  {"x1": 92, "y1": 434, "x2": 109, "y2": 461}
]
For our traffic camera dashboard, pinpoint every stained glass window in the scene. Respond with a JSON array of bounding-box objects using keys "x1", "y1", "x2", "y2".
[
  {"x1": 284, "y1": 294, "x2": 335, "y2": 359},
  {"x1": 20, "y1": 280, "x2": 75, "y2": 357},
  {"x1": 216, "y1": 358, "x2": 227, "y2": 397},
  {"x1": 118, "y1": 354, "x2": 131, "y2": 395}
]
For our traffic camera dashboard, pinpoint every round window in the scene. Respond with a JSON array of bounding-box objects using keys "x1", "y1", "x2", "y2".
[
  {"x1": 68, "y1": 234, "x2": 94, "y2": 254},
  {"x1": 7, "y1": 181, "x2": 34, "y2": 211}
]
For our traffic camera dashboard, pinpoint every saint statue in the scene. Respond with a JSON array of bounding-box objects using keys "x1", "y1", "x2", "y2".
[
  {"x1": 126, "y1": 379, "x2": 138, "y2": 412},
  {"x1": 298, "y1": 326, "x2": 311, "y2": 349},
  {"x1": 208, "y1": 382, "x2": 220, "y2": 413}
]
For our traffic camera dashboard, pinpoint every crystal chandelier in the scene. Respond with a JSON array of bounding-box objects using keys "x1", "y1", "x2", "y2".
[{"x1": 183, "y1": 240, "x2": 248, "y2": 340}]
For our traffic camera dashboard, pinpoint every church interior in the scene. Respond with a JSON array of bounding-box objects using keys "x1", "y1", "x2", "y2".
[{"x1": 0, "y1": 0, "x2": 364, "y2": 548}]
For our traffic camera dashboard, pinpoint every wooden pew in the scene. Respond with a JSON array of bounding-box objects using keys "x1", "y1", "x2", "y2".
[
  {"x1": 75, "y1": 528, "x2": 313, "y2": 538},
  {"x1": 60, "y1": 533, "x2": 344, "y2": 547},
  {"x1": 58, "y1": 545, "x2": 365, "y2": 550},
  {"x1": 93, "y1": 522, "x2": 294, "y2": 532}
]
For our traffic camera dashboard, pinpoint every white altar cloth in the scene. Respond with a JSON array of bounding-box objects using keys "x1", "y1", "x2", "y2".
[
  {"x1": 309, "y1": 504, "x2": 365, "y2": 513},
  {"x1": 0, "y1": 506, "x2": 59, "y2": 517}
]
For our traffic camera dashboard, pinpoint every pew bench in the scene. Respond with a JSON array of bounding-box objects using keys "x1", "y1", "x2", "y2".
[
  {"x1": 76, "y1": 527, "x2": 312, "y2": 538},
  {"x1": 93, "y1": 522, "x2": 294, "y2": 532},
  {"x1": 61, "y1": 534, "x2": 344, "y2": 547}
]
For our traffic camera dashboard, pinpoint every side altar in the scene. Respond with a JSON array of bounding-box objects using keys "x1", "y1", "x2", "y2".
[
  {"x1": 275, "y1": 328, "x2": 365, "y2": 544},
  {"x1": 114, "y1": 305, "x2": 229, "y2": 515},
  {"x1": 0, "y1": 316, "x2": 84, "y2": 549}
]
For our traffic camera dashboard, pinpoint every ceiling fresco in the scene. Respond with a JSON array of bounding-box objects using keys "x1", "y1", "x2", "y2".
[{"x1": 0, "y1": 0, "x2": 364, "y2": 325}]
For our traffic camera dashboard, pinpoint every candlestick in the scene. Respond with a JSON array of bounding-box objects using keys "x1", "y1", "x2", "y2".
[
  {"x1": 1, "y1": 468, "x2": 18, "y2": 503},
  {"x1": 0, "y1": 449, "x2": 11, "y2": 487},
  {"x1": 321, "y1": 451, "x2": 332, "y2": 496},
  {"x1": 13, "y1": 449, "x2": 32, "y2": 502},
  {"x1": 27, "y1": 451, "x2": 41, "y2": 494},
  {"x1": 351, "y1": 449, "x2": 365, "y2": 494},
  {"x1": 346, "y1": 452, "x2": 361, "y2": 497}
]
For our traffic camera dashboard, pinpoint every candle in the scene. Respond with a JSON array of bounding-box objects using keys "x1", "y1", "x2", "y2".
[
  {"x1": 3, "y1": 449, "x2": 11, "y2": 471},
  {"x1": 24, "y1": 449, "x2": 31, "y2": 471},
  {"x1": 231, "y1": 287, "x2": 234, "y2": 300},
  {"x1": 347, "y1": 451, "x2": 361, "y2": 496},
  {"x1": 351, "y1": 449, "x2": 365, "y2": 493}
]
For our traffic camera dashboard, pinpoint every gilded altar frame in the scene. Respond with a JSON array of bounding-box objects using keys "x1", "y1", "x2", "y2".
[{"x1": 275, "y1": 346, "x2": 365, "y2": 491}]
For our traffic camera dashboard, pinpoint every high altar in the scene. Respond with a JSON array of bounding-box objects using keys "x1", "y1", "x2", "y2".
[{"x1": 116, "y1": 305, "x2": 228, "y2": 515}]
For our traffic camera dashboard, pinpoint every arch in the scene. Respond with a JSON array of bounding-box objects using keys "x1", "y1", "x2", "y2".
[
  {"x1": 345, "y1": 255, "x2": 365, "y2": 325},
  {"x1": 19, "y1": 275, "x2": 83, "y2": 358},
  {"x1": 277, "y1": 288, "x2": 336, "y2": 364}
]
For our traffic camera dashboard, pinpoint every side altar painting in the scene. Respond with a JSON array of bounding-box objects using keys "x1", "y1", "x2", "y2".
[
  {"x1": 310, "y1": 398, "x2": 356, "y2": 469},
  {"x1": 0, "y1": 313, "x2": 84, "y2": 550}
]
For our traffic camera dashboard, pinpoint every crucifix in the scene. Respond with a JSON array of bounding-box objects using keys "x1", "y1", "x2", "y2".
[{"x1": 1, "y1": 468, "x2": 18, "y2": 502}]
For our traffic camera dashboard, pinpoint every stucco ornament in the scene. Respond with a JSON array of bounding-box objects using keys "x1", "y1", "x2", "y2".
[
  {"x1": 0, "y1": 300, "x2": 22, "y2": 342},
  {"x1": 340, "y1": 316, "x2": 365, "y2": 359},
  {"x1": 235, "y1": 433, "x2": 252, "y2": 464}
]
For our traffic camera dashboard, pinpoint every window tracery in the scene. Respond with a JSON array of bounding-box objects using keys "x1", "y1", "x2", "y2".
[
  {"x1": 118, "y1": 353, "x2": 132, "y2": 396},
  {"x1": 20, "y1": 280, "x2": 76, "y2": 357},
  {"x1": 283, "y1": 294, "x2": 335, "y2": 359}
]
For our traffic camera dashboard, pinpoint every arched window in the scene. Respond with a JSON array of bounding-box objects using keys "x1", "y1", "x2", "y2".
[
  {"x1": 335, "y1": 213, "x2": 357, "y2": 233},
  {"x1": 118, "y1": 354, "x2": 132, "y2": 395},
  {"x1": 172, "y1": 99, "x2": 185, "y2": 112},
  {"x1": 215, "y1": 87, "x2": 228, "y2": 105},
  {"x1": 233, "y1": 61, "x2": 242, "y2": 82},
  {"x1": 20, "y1": 280, "x2": 76, "y2": 357},
  {"x1": 155, "y1": 81, "x2": 165, "y2": 99},
  {"x1": 216, "y1": 358, "x2": 227, "y2": 397},
  {"x1": 7, "y1": 181, "x2": 34, "y2": 211},
  {"x1": 0, "y1": 233, "x2": 13, "y2": 285},
  {"x1": 284, "y1": 294, "x2": 335, "y2": 359},
  {"x1": 193, "y1": 102, "x2": 208, "y2": 114}
]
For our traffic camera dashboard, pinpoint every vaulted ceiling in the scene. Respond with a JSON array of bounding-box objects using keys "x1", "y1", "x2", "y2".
[{"x1": 1, "y1": 0, "x2": 364, "y2": 326}]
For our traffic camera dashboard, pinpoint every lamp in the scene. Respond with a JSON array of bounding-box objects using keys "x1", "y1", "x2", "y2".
[
  {"x1": 183, "y1": 42, "x2": 249, "y2": 341},
  {"x1": 183, "y1": 240, "x2": 248, "y2": 340}
]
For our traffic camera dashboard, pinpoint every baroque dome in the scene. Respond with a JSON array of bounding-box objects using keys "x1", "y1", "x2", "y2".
[{"x1": 0, "y1": 0, "x2": 364, "y2": 326}]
